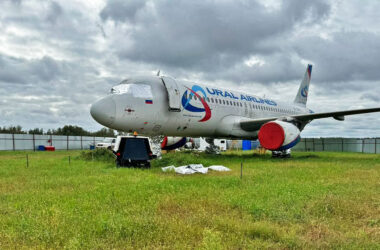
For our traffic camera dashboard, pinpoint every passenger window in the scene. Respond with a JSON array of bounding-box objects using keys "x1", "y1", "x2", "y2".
[
  {"x1": 194, "y1": 95, "x2": 197, "y2": 100},
  {"x1": 223, "y1": 100, "x2": 225, "y2": 105}
]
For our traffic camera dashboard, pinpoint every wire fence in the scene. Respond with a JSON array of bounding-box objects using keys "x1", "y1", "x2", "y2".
[
  {"x1": 0, "y1": 133, "x2": 107, "y2": 151},
  {"x1": 292, "y1": 138, "x2": 379, "y2": 154},
  {"x1": 0, "y1": 133, "x2": 379, "y2": 154}
]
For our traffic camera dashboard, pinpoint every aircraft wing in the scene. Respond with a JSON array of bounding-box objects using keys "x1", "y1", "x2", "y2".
[{"x1": 240, "y1": 107, "x2": 380, "y2": 132}]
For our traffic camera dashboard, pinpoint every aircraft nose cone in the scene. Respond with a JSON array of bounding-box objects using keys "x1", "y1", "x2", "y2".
[{"x1": 90, "y1": 96, "x2": 116, "y2": 127}]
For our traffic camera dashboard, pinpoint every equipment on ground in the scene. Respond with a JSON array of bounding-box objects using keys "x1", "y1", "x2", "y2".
[{"x1": 113, "y1": 135, "x2": 156, "y2": 168}]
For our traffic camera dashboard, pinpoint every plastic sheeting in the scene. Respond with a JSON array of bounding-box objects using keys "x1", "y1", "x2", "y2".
[
  {"x1": 208, "y1": 165, "x2": 231, "y2": 172},
  {"x1": 112, "y1": 84, "x2": 153, "y2": 98},
  {"x1": 161, "y1": 164, "x2": 231, "y2": 174}
]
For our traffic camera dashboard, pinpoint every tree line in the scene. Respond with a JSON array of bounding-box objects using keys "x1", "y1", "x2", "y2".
[{"x1": 0, "y1": 125, "x2": 116, "y2": 137}]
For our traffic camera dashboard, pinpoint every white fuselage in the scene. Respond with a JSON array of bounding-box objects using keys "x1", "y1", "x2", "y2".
[{"x1": 90, "y1": 76, "x2": 311, "y2": 140}]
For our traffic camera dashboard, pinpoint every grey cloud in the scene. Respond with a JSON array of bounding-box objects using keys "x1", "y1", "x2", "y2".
[
  {"x1": 46, "y1": 1, "x2": 63, "y2": 24},
  {"x1": 360, "y1": 93, "x2": 380, "y2": 102},
  {"x1": 101, "y1": 0, "x2": 330, "y2": 71},
  {"x1": 0, "y1": 55, "x2": 72, "y2": 84},
  {"x1": 294, "y1": 32, "x2": 380, "y2": 83},
  {"x1": 100, "y1": 0, "x2": 147, "y2": 23}
]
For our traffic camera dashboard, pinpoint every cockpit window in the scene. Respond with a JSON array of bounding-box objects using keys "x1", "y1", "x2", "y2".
[{"x1": 110, "y1": 83, "x2": 153, "y2": 98}]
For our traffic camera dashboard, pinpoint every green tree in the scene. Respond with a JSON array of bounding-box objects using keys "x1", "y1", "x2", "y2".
[{"x1": 28, "y1": 128, "x2": 44, "y2": 134}]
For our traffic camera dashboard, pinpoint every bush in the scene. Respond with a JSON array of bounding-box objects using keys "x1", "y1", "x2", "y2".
[{"x1": 79, "y1": 148, "x2": 115, "y2": 162}]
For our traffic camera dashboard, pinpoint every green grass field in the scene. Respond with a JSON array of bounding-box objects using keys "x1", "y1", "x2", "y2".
[{"x1": 0, "y1": 150, "x2": 379, "y2": 249}]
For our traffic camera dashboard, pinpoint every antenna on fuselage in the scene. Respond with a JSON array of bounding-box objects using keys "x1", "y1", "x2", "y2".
[{"x1": 156, "y1": 70, "x2": 160, "y2": 76}]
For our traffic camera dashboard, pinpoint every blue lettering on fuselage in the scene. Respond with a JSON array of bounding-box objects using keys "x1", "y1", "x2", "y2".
[
  {"x1": 206, "y1": 87, "x2": 215, "y2": 95},
  {"x1": 215, "y1": 89, "x2": 224, "y2": 97},
  {"x1": 203, "y1": 86, "x2": 277, "y2": 106},
  {"x1": 224, "y1": 91, "x2": 232, "y2": 98}
]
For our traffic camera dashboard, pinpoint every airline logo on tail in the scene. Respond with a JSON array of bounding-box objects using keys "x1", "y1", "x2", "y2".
[
  {"x1": 301, "y1": 86, "x2": 308, "y2": 97},
  {"x1": 307, "y1": 64, "x2": 312, "y2": 78},
  {"x1": 301, "y1": 65, "x2": 312, "y2": 98},
  {"x1": 181, "y1": 85, "x2": 211, "y2": 122}
]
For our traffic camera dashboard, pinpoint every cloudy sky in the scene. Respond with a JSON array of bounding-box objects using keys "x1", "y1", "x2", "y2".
[{"x1": 0, "y1": 0, "x2": 379, "y2": 137}]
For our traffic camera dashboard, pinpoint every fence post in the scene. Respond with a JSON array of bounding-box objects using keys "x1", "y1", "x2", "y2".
[
  {"x1": 322, "y1": 138, "x2": 324, "y2": 151},
  {"x1": 32, "y1": 134, "x2": 35, "y2": 151},
  {"x1": 362, "y1": 139, "x2": 364, "y2": 153},
  {"x1": 375, "y1": 138, "x2": 378, "y2": 154},
  {"x1": 81, "y1": 136, "x2": 83, "y2": 150},
  {"x1": 342, "y1": 138, "x2": 344, "y2": 152},
  {"x1": 313, "y1": 138, "x2": 315, "y2": 152},
  {"x1": 304, "y1": 139, "x2": 307, "y2": 151},
  {"x1": 12, "y1": 133, "x2": 15, "y2": 151},
  {"x1": 67, "y1": 135, "x2": 69, "y2": 150},
  {"x1": 50, "y1": 134, "x2": 53, "y2": 146}
]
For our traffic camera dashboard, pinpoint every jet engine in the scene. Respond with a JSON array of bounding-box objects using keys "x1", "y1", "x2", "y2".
[
  {"x1": 161, "y1": 136, "x2": 191, "y2": 150},
  {"x1": 258, "y1": 121, "x2": 301, "y2": 151}
]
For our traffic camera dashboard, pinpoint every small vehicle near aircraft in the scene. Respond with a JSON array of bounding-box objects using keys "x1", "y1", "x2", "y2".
[
  {"x1": 96, "y1": 137, "x2": 116, "y2": 150},
  {"x1": 113, "y1": 134, "x2": 157, "y2": 168}
]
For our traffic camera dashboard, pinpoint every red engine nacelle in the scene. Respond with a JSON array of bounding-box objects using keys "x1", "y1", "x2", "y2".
[
  {"x1": 258, "y1": 121, "x2": 301, "y2": 151},
  {"x1": 161, "y1": 136, "x2": 191, "y2": 150}
]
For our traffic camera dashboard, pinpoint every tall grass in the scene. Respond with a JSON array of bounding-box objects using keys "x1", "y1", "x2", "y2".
[{"x1": 0, "y1": 150, "x2": 379, "y2": 249}]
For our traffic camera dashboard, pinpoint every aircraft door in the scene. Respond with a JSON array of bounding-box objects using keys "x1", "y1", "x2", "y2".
[{"x1": 161, "y1": 76, "x2": 181, "y2": 112}]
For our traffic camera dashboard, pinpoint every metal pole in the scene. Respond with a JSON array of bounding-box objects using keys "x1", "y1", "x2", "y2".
[
  {"x1": 12, "y1": 133, "x2": 15, "y2": 151},
  {"x1": 81, "y1": 136, "x2": 83, "y2": 150},
  {"x1": 26, "y1": 154, "x2": 29, "y2": 168},
  {"x1": 67, "y1": 135, "x2": 69, "y2": 151},
  {"x1": 240, "y1": 162, "x2": 243, "y2": 180},
  {"x1": 313, "y1": 138, "x2": 315, "y2": 152},
  {"x1": 322, "y1": 138, "x2": 324, "y2": 151},
  {"x1": 375, "y1": 138, "x2": 377, "y2": 154},
  {"x1": 342, "y1": 138, "x2": 344, "y2": 152},
  {"x1": 32, "y1": 134, "x2": 35, "y2": 152},
  {"x1": 50, "y1": 134, "x2": 53, "y2": 146},
  {"x1": 362, "y1": 139, "x2": 364, "y2": 153}
]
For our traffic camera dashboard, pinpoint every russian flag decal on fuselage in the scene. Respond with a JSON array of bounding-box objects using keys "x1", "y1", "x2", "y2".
[{"x1": 145, "y1": 100, "x2": 153, "y2": 104}]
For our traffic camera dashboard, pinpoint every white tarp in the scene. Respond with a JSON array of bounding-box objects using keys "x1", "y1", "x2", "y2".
[
  {"x1": 161, "y1": 165, "x2": 175, "y2": 172},
  {"x1": 161, "y1": 164, "x2": 230, "y2": 174},
  {"x1": 208, "y1": 165, "x2": 231, "y2": 172}
]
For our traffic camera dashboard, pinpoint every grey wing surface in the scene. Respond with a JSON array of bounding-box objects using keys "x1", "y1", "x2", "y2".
[{"x1": 240, "y1": 107, "x2": 380, "y2": 132}]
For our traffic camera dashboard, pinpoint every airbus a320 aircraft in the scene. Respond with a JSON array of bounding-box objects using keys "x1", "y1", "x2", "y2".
[{"x1": 90, "y1": 65, "x2": 380, "y2": 155}]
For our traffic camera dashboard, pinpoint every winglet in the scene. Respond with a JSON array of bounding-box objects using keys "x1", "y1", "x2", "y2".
[{"x1": 294, "y1": 64, "x2": 312, "y2": 107}]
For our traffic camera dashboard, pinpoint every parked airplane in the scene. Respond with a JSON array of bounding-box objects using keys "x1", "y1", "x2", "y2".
[{"x1": 90, "y1": 65, "x2": 380, "y2": 154}]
